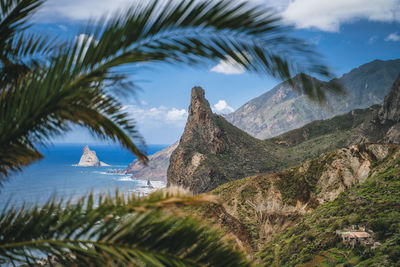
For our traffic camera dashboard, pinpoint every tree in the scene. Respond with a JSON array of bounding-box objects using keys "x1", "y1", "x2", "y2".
[{"x1": 0, "y1": 0, "x2": 343, "y2": 265}]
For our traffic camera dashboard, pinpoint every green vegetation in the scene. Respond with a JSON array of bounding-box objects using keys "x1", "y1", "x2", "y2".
[
  {"x1": 259, "y1": 151, "x2": 400, "y2": 266},
  {"x1": 0, "y1": 0, "x2": 346, "y2": 266}
]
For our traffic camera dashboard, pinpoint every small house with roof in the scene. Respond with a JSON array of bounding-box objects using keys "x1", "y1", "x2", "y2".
[{"x1": 336, "y1": 228, "x2": 375, "y2": 247}]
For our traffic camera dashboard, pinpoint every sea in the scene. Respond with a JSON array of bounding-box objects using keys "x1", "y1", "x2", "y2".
[{"x1": 0, "y1": 143, "x2": 167, "y2": 208}]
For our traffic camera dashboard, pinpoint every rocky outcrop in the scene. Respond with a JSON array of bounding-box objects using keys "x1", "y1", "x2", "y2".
[
  {"x1": 77, "y1": 145, "x2": 109, "y2": 167},
  {"x1": 167, "y1": 87, "x2": 280, "y2": 194},
  {"x1": 124, "y1": 142, "x2": 178, "y2": 181},
  {"x1": 224, "y1": 59, "x2": 400, "y2": 139},
  {"x1": 210, "y1": 143, "x2": 400, "y2": 249}
]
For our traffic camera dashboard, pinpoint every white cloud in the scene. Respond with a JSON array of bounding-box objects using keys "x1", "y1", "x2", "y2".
[
  {"x1": 167, "y1": 108, "x2": 187, "y2": 122},
  {"x1": 210, "y1": 57, "x2": 245, "y2": 75},
  {"x1": 38, "y1": 0, "x2": 137, "y2": 21},
  {"x1": 282, "y1": 0, "x2": 400, "y2": 32},
  {"x1": 122, "y1": 105, "x2": 188, "y2": 127},
  {"x1": 37, "y1": 0, "x2": 400, "y2": 33},
  {"x1": 120, "y1": 104, "x2": 188, "y2": 143},
  {"x1": 212, "y1": 100, "x2": 234, "y2": 114},
  {"x1": 385, "y1": 32, "x2": 400, "y2": 41}
]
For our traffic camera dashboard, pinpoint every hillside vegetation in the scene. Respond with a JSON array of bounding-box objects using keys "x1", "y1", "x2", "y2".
[
  {"x1": 184, "y1": 143, "x2": 400, "y2": 266},
  {"x1": 259, "y1": 146, "x2": 400, "y2": 266}
]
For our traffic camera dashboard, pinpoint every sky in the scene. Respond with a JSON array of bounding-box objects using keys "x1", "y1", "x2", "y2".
[{"x1": 31, "y1": 0, "x2": 400, "y2": 146}]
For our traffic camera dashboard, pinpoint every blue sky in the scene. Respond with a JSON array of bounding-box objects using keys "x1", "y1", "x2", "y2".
[{"x1": 32, "y1": 0, "x2": 400, "y2": 146}]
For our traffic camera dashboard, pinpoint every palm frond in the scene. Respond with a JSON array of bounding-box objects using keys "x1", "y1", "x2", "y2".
[
  {"x1": 0, "y1": 0, "x2": 342, "y2": 178},
  {"x1": 0, "y1": 189, "x2": 250, "y2": 266},
  {"x1": 76, "y1": 0, "x2": 341, "y2": 98},
  {"x1": 0, "y1": 0, "x2": 58, "y2": 87}
]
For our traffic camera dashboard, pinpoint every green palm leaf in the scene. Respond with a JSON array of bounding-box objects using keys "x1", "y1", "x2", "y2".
[
  {"x1": 0, "y1": 0, "x2": 58, "y2": 87},
  {"x1": 0, "y1": 189, "x2": 251, "y2": 266},
  {"x1": 0, "y1": 0, "x2": 342, "y2": 178}
]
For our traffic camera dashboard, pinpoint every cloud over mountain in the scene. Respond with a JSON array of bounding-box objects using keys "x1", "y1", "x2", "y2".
[
  {"x1": 213, "y1": 100, "x2": 234, "y2": 114},
  {"x1": 282, "y1": 0, "x2": 400, "y2": 32}
]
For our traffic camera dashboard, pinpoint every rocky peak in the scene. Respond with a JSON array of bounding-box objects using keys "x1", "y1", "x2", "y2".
[
  {"x1": 379, "y1": 74, "x2": 400, "y2": 123},
  {"x1": 182, "y1": 86, "x2": 225, "y2": 154},
  {"x1": 167, "y1": 87, "x2": 276, "y2": 193},
  {"x1": 188, "y1": 86, "x2": 213, "y2": 123},
  {"x1": 77, "y1": 145, "x2": 109, "y2": 167}
]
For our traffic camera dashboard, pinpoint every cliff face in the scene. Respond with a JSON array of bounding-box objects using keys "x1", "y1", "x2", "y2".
[
  {"x1": 77, "y1": 146, "x2": 109, "y2": 167},
  {"x1": 224, "y1": 59, "x2": 400, "y2": 139},
  {"x1": 124, "y1": 142, "x2": 178, "y2": 181},
  {"x1": 208, "y1": 143, "x2": 400, "y2": 252},
  {"x1": 259, "y1": 144, "x2": 400, "y2": 266},
  {"x1": 167, "y1": 87, "x2": 278, "y2": 194}
]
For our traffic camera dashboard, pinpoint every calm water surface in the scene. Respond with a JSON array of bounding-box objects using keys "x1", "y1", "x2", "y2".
[{"x1": 0, "y1": 143, "x2": 167, "y2": 207}]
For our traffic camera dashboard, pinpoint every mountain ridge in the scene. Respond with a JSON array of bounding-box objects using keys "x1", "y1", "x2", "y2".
[{"x1": 224, "y1": 58, "x2": 400, "y2": 139}]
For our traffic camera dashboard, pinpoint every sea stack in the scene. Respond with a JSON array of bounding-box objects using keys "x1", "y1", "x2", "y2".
[{"x1": 77, "y1": 145, "x2": 110, "y2": 167}]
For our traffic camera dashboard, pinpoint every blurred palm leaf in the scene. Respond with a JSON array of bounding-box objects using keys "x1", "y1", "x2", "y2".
[
  {"x1": 0, "y1": 189, "x2": 251, "y2": 266},
  {"x1": 0, "y1": 0, "x2": 342, "y2": 178},
  {"x1": 0, "y1": 0, "x2": 57, "y2": 87}
]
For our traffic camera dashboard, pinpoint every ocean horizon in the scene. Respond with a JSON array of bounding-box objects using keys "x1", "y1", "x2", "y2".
[{"x1": 0, "y1": 143, "x2": 168, "y2": 208}]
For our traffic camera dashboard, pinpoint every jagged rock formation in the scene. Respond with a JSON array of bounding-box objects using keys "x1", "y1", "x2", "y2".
[
  {"x1": 124, "y1": 142, "x2": 178, "y2": 181},
  {"x1": 128, "y1": 61, "x2": 399, "y2": 183},
  {"x1": 224, "y1": 59, "x2": 400, "y2": 139},
  {"x1": 77, "y1": 145, "x2": 109, "y2": 167},
  {"x1": 167, "y1": 87, "x2": 281, "y2": 194},
  {"x1": 168, "y1": 74, "x2": 400, "y2": 194}
]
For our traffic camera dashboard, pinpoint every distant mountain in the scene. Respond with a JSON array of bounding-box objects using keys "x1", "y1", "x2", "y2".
[
  {"x1": 167, "y1": 74, "x2": 400, "y2": 193},
  {"x1": 224, "y1": 59, "x2": 400, "y2": 139},
  {"x1": 124, "y1": 142, "x2": 178, "y2": 181},
  {"x1": 184, "y1": 75, "x2": 400, "y2": 265}
]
